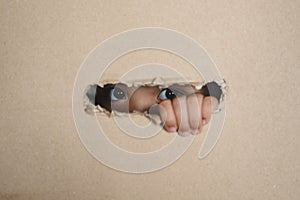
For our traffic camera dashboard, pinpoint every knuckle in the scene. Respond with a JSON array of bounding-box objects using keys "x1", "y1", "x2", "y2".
[
  {"x1": 165, "y1": 118, "x2": 177, "y2": 127},
  {"x1": 160, "y1": 99, "x2": 171, "y2": 107},
  {"x1": 203, "y1": 96, "x2": 213, "y2": 104},
  {"x1": 196, "y1": 93, "x2": 204, "y2": 99},
  {"x1": 172, "y1": 97, "x2": 181, "y2": 107},
  {"x1": 187, "y1": 94, "x2": 197, "y2": 104}
]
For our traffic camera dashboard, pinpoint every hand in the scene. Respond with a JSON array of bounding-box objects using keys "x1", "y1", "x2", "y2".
[
  {"x1": 89, "y1": 80, "x2": 222, "y2": 137},
  {"x1": 159, "y1": 94, "x2": 219, "y2": 137}
]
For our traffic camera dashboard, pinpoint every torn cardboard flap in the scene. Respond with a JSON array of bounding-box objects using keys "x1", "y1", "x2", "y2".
[{"x1": 83, "y1": 77, "x2": 227, "y2": 121}]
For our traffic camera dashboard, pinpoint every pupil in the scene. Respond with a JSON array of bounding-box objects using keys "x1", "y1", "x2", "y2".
[
  {"x1": 166, "y1": 88, "x2": 176, "y2": 99},
  {"x1": 113, "y1": 87, "x2": 125, "y2": 99}
]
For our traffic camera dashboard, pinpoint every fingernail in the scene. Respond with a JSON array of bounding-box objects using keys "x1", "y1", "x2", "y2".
[
  {"x1": 178, "y1": 131, "x2": 190, "y2": 137},
  {"x1": 168, "y1": 127, "x2": 177, "y2": 132},
  {"x1": 191, "y1": 129, "x2": 199, "y2": 135},
  {"x1": 202, "y1": 120, "x2": 207, "y2": 125}
]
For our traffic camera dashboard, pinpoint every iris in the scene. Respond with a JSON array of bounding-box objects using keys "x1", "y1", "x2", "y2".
[{"x1": 110, "y1": 87, "x2": 127, "y2": 100}]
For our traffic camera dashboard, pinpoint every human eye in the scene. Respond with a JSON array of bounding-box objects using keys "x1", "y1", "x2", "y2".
[
  {"x1": 110, "y1": 87, "x2": 127, "y2": 101},
  {"x1": 159, "y1": 88, "x2": 181, "y2": 100}
]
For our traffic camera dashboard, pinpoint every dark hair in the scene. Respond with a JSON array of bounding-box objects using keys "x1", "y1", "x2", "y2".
[
  {"x1": 199, "y1": 81, "x2": 223, "y2": 102},
  {"x1": 94, "y1": 84, "x2": 115, "y2": 112}
]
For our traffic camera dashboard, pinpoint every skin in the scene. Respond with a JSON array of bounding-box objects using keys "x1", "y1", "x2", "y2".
[{"x1": 108, "y1": 83, "x2": 219, "y2": 137}]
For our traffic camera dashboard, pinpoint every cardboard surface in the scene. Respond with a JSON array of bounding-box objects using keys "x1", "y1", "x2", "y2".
[{"x1": 1, "y1": 0, "x2": 299, "y2": 199}]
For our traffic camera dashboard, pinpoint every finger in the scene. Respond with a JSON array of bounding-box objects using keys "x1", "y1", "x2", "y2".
[
  {"x1": 187, "y1": 94, "x2": 203, "y2": 134},
  {"x1": 172, "y1": 96, "x2": 190, "y2": 137},
  {"x1": 159, "y1": 100, "x2": 177, "y2": 132},
  {"x1": 202, "y1": 96, "x2": 219, "y2": 125}
]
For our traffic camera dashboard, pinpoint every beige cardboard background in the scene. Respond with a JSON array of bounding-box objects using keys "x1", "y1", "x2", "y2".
[{"x1": 1, "y1": 0, "x2": 299, "y2": 199}]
